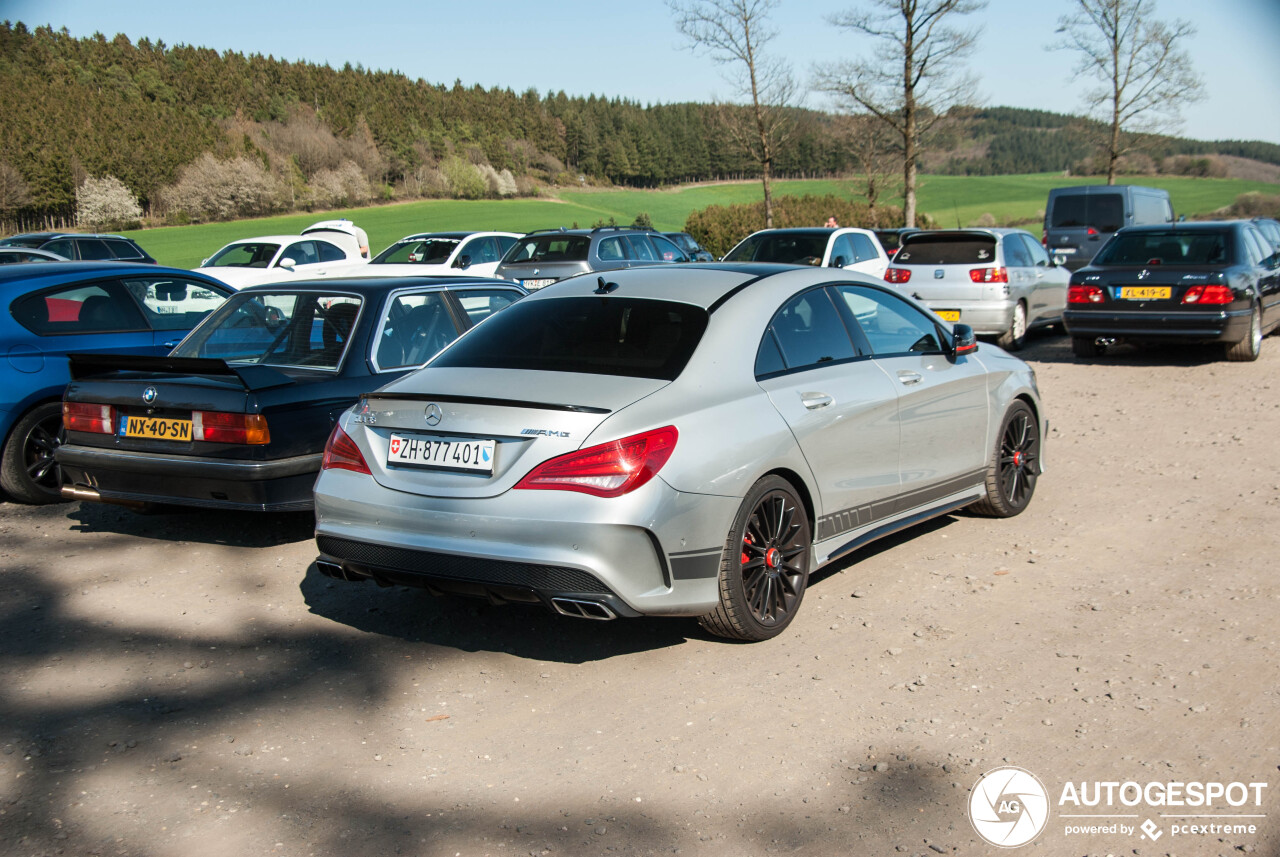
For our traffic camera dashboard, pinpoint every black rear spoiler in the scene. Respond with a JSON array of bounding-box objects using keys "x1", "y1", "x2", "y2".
[{"x1": 67, "y1": 353, "x2": 295, "y2": 392}]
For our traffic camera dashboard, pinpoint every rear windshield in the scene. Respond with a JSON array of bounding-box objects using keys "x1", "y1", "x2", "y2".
[
  {"x1": 725, "y1": 232, "x2": 828, "y2": 265},
  {"x1": 1093, "y1": 231, "x2": 1231, "y2": 266},
  {"x1": 431, "y1": 296, "x2": 708, "y2": 381},
  {"x1": 895, "y1": 234, "x2": 997, "y2": 265},
  {"x1": 503, "y1": 235, "x2": 591, "y2": 264},
  {"x1": 1050, "y1": 193, "x2": 1125, "y2": 232}
]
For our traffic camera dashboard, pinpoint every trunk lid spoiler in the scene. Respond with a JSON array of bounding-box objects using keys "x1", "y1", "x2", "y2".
[{"x1": 67, "y1": 353, "x2": 295, "y2": 392}]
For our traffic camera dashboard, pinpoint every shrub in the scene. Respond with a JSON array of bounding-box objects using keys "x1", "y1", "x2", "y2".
[
  {"x1": 1220, "y1": 192, "x2": 1280, "y2": 219},
  {"x1": 158, "y1": 154, "x2": 282, "y2": 222},
  {"x1": 76, "y1": 175, "x2": 142, "y2": 230},
  {"x1": 441, "y1": 155, "x2": 486, "y2": 200},
  {"x1": 310, "y1": 160, "x2": 372, "y2": 208}
]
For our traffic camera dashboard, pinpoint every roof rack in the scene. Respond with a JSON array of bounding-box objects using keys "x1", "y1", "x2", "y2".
[{"x1": 523, "y1": 227, "x2": 571, "y2": 236}]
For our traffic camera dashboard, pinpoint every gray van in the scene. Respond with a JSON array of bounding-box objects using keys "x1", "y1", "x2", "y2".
[{"x1": 1043, "y1": 185, "x2": 1174, "y2": 270}]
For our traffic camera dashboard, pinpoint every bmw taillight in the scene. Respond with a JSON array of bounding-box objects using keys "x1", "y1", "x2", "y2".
[
  {"x1": 193, "y1": 411, "x2": 270, "y2": 445},
  {"x1": 884, "y1": 268, "x2": 911, "y2": 283},
  {"x1": 969, "y1": 267, "x2": 1008, "y2": 283},
  {"x1": 515, "y1": 426, "x2": 678, "y2": 498},
  {"x1": 321, "y1": 424, "x2": 370, "y2": 474},
  {"x1": 1182, "y1": 285, "x2": 1234, "y2": 305},
  {"x1": 63, "y1": 402, "x2": 115, "y2": 434},
  {"x1": 1068, "y1": 284, "x2": 1105, "y2": 303}
]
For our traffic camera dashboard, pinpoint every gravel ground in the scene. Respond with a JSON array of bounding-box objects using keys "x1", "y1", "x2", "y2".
[{"x1": 1, "y1": 332, "x2": 1277, "y2": 857}]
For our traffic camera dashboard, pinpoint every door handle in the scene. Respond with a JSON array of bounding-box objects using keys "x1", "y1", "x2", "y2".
[
  {"x1": 801, "y1": 392, "x2": 833, "y2": 409},
  {"x1": 897, "y1": 371, "x2": 923, "y2": 386}
]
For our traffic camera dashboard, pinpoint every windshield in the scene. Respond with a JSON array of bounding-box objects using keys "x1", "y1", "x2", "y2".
[
  {"x1": 1093, "y1": 231, "x2": 1231, "y2": 266},
  {"x1": 172, "y1": 292, "x2": 363, "y2": 371},
  {"x1": 205, "y1": 242, "x2": 280, "y2": 268},
  {"x1": 501, "y1": 235, "x2": 591, "y2": 264},
  {"x1": 372, "y1": 238, "x2": 460, "y2": 265},
  {"x1": 724, "y1": 232, "x2": 828, "y2": 265},
  {"x1": 895, "y1": 235, "x2": 998, "y2": 265},
  {"x1": 431, "y1": 296, "x2": 708, "y2": 381}
]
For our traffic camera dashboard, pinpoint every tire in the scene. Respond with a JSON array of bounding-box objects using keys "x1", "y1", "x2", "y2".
[
  {"x1": 969, "y1": 401, "x2": 1040, "y2": 519},
  {"x1": 1071, "y1": 336, "x2": 1104, "y2": 358},
  {"x1": 0, "y1": 401, "x2": 68, "y2": 505},
  {"x1": 1224, "y1": 304, "x2": 1262, "y2": 362},
  {"x1": 699, "y1": 475, "x2": 812, "y2": 642},
  {"x1": 997, "y1": 301, "x2": 1027, "y2": 351}
]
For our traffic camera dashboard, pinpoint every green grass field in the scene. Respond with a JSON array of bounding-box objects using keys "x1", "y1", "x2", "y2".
[{"x1": 123, "y1": 174, "x2": 1280, "y2": 268}]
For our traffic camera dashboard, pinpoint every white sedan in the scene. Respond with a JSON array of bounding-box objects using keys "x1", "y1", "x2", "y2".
[
  {"x1": 194, "y1": 223, "x2": 366, "y2": 288},
  {"x1": 723, "y1": 227, "x2": 890, "y2": 280},
  {"x1": 364, "y1": 231, "x2": 522, "y2": 279}
]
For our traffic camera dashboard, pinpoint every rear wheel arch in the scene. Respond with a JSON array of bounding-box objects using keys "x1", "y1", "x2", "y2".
[{"x1": 758, "y1": 467, "x2": 815, "y2": 535}]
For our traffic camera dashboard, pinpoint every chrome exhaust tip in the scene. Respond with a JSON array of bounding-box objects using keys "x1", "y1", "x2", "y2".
[
  {"x1": 61, "y1": 484, "x2": 150, "y2": 510},
  {"x1": 550, "y1": 597, "x2": 616, "y2": 621}
]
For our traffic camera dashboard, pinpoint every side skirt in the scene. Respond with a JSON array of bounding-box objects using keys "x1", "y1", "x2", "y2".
[{"x1": 818, "y1": 493, "x2": 982, "y2": 566}]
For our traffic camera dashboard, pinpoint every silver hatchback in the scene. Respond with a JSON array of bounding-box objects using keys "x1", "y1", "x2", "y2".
[{"x1": 313, "y1": 264, "x2": 1046, "y2": 640}]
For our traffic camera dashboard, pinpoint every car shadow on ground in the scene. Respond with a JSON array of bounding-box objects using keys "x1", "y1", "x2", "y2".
[
  {"x1": 299, "y1": 563, "x2": 700, "y2": 663},
  {"x1": 1017, "y1": 331, "x2": 1236, "y2": 367},
  {"x1": 64, "y1": 501, "x2": 316, "y2": 548}
]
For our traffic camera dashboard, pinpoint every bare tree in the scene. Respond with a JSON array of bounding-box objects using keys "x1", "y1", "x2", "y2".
[
  {"x1": 1052, "y1": 0, "x2": 1202, "y2": 185},
  {"x1": 0, "y1": 162, "x2": 32, "y2": 217},
  {"x1": 669, "y1": 0, "x2": 796, "y2": 228},
  {"x1": 814, "y1": 0, "x2": 984, "y2": 228},
  {"x1": 841, "y1": 115, "x2": 899, "y2": 221}
]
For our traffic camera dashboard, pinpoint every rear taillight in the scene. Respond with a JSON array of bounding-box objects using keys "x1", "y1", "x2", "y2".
[
  {"x1": 1182, "y1": 285, "x2": 1234, "y2": 305},
  {"x1": 321, "y1": 424, "x2": 370, "y2": 475},
  {"x1": 969, "y1": 267, "x2": 1008, "y2": 283},
  {"x1": 63, "y1": 402, "x2": 115, "y2": 434},
  {"x1": 193, "y1": 411, "x2": 270, "y2": 445},
  {"x1": 1087, "y1": 227, "x2": 1098, "y2": 236},
  {"x1": 884, "y1": 268, "x2": 911, "y2": 283},
  {"x1": 1068, "y1": 284, "x2": 1105, "y2": 303},
  {"x1": 515, "y1": 426, "x2": 678, "y2": 498},
  {"x1": 1041, "y1": 230, "x2": 1048, "y2": 247}
]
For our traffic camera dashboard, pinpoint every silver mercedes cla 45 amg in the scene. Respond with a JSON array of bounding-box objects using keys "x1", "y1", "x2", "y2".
[{"x1": 313, "y1": 264, "x2": 1045, "y2": 641}]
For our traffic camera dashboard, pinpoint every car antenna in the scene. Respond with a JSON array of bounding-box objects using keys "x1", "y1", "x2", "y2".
[{"x1": 595, "y1": 277, "x2": 619, "y2": 294}]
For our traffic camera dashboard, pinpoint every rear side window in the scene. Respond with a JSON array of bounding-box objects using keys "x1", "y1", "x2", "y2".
[
  {"x1": 105, "y1": 239, "x2": 145, "y2": 260},
  {"x1": 625, "y1": 235, "x2": 659, "y2": 262},
  {"x1": 504, "y1": 235, "x2": 591, "y2": 264},
  {"x1": 896, "y1": 235, "x2": 998, "y2": 265},
  {"x1": 1051, "y1": 193, "x2": 1125, "y2": 232},
  {"x1": 11, "y1": 280, "x2": 149, "y2": 334},
  {"x1": 375, "y1": 292, "x2": 456, "y2": 369},
  {"x1": 432, "y1": 296, "x2": 708, "y2": 381},
  {"x1": 1002, "y1": 236, "x2": 1033, "y2": 267},
  {"x1": 316, "y1": 241, "x2": 347, "y2": 263}
]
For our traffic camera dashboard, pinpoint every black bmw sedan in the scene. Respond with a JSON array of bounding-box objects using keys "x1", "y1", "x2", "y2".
[
  {"x1": 1063, "y1": 221, "x2": 1280, "y2": 361},
  {"x1": 56, "y1": 276, "x2": 525, "y2": 511}
]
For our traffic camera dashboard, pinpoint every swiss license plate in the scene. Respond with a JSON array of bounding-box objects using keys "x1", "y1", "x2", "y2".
[
  {"x1": 387, "y1": 433, "x2": 496, "y2": 474},
  {"x1": 1120, "y1": 286, "x2": 1171, "y2": 300},
  {"x1": 119, "y1": 415, "x2": 192, "y2": 441},
  {"x1": 936, "y1": 310, "x2": 961, "y2": 322},
  {"x1": 521, "y1": 278, "x2": 556, "y2": 290}
]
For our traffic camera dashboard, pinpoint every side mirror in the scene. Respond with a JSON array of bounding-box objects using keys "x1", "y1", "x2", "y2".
[
  {"x1": 453, "y1": 255, "x2": 472, "y2": 270},
  {"x1": 830, "y1": 255, "x2": 846, "y2": 268},
  {"x1": 952, "y1": 323, "x2": 978, "y2": 358},
  {"x1": 278, "y1": 257, "x2": 296, "y2": 270}
]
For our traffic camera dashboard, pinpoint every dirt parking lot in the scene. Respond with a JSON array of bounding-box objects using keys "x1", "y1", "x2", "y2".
[{"x1": 1, "y1": 333, "x2": 1277, "y2": 857}]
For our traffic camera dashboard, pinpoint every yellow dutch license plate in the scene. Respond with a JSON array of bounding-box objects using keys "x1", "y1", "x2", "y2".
[
  {"x1": 936, "y1": 310, "x2": 961, "y2": 322},
  {"x1": 1120, "y1": 286, "x2": 1170, "y2": 300},
  {"x1": 120, "y1": 415, "x2": 192, "y2": 441}
]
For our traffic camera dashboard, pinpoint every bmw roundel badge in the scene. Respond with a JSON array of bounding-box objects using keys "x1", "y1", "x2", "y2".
[{"x1": 142, "y1": 386, "x2": 158, "y2": 404}]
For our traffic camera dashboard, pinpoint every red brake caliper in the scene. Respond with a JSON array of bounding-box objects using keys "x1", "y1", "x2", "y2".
[{"x1": 741, "y1": 533, "x2": 754, "y2": 565}]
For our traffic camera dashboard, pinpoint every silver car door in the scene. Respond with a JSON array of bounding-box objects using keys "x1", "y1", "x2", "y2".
[
  {"x1": 833, "y1": 285, "x2": 989, "y2": 504},
  {"x1": 755, "y1": 287, "x2": 902, "y2": 531}
]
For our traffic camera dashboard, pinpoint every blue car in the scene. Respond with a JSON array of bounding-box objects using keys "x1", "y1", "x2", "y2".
[{"x1": 0, "y1": 261, "x2": 234, "y2": 504}]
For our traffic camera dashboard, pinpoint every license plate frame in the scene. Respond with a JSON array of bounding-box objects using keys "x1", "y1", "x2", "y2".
[
  {"x1": 119, "y1": 414, "x2": 193, "y2": 441},
  {"x1": 936, "y1": 309, "x2": 961, "y2": 322},
  {"x1": 520, "y1": 278, "x2": 556, "y2": 290},
  {"x1": 386, "y1": 433, "x2": 496, "y2": 474},
  {"x1": 1119, "y1": 286, "x2": 1171, "y2": 300}
]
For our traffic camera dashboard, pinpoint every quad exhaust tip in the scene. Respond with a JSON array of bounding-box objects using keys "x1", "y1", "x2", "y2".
[{"x1": 550, "y1": 597, "x2": 616, "y2": 621}]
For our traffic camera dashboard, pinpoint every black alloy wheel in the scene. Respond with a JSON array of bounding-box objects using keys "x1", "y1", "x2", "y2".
[
  {"x1": 970, "y1": 401, "x2": 1039, "y2": 518},
  {"x1": 0, "y1": 401, "x2": 68, "y2": 505},
  {"x1": 700, "y1": 475, "x2": 812, "y2": 641}
]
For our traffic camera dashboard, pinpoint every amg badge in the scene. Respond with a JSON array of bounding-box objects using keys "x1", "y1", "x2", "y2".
[{"x1": 521, "y1": 428, "x2": 570, "y2": 437}]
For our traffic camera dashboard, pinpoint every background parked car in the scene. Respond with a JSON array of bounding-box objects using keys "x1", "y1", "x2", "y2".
[
  {"x1": 722, "y1": 227, "x2": 890, "y2": 279},
  {"x1": 874, "y1": 227, "x2": 924, "y2": 259},
  {"x1": 1250, "y1": 217, "x2": 1280, "y2": 254},
  {"x1": 664, "y1": 232, "x2": 715, "y2": 262},
  {"x1": 0, "y1": 247, "x2": 69, "y2": 264},
  {"x1": 312, "y1": 264, "x2": 1043, "y2": 641},
  {"x1": 57, "y1": 277, "x2": 526, "y2": 512},
  {"x1": 494, "y1": 227, "x2": 689, "y2": 290},
  {"x1": 1043, "y1": 185, "x2": 1174, "y2": 271},
  {"x1": 194, "y1": 223, "x2": 366, "y2": 288},
  {"x1": 0, "y1": 262, "x2": 234, "y2": 504},
  {"x1": 1063, "y1": 220, "x2": 1280, "y2": 361},
  {"x1": 0, "y1": 232, "x2": 156, "y2": 263},
  {"x1": 360, "y1": 231, "x2": 521, "y2": 279},
  {"x1": 884, "y1": 228, "x2": 1068, "y2": 351}
]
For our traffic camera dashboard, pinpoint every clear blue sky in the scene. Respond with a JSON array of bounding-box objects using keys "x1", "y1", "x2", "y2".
[{"x1": 8, "y1": 0, "x2": 1280, "y2": 144}]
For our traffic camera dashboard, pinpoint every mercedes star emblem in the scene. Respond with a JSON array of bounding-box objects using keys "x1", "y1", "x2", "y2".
[{"x1": 424, "y1": 403, "x2": 443, "y2": 426}]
